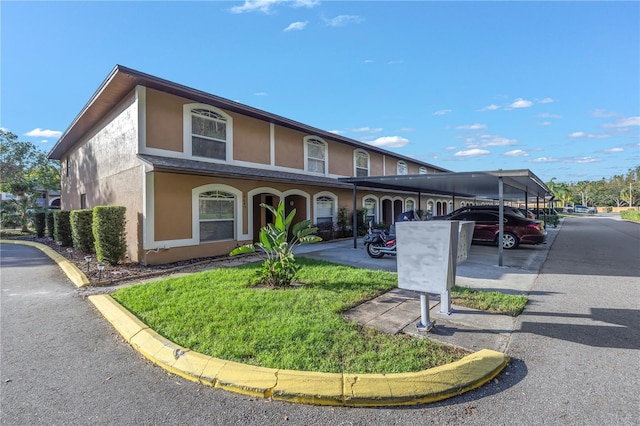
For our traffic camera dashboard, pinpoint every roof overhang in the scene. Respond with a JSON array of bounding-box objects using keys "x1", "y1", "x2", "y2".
[{"x1": 339, "y1": 169, "x2": 552, "y2": 202}]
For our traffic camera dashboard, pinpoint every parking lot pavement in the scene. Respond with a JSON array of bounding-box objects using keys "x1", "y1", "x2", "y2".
[{"x1": 297, "y1": 225, "x2": 560, "y2": 353}]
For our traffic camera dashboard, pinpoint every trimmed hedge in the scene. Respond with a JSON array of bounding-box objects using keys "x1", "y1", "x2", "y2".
[
  {"x1": 620, "y1": 209, "x2": 640, "y2": 222},
  {"x1": 34, "y1": 212, "x2": 46, "y2": 238},
  {"x1": 53, "y1": 210, "x2": 73, "y2": 247},
  {"x1": 46, "y1": 211, "x2": 55, "y2": 238},
  {"x1": 70, "y1": 209, "x2": 95, "y2": 253},
  {"x1": 93, "y1": 206, "x2": 127, "y2": 265}
]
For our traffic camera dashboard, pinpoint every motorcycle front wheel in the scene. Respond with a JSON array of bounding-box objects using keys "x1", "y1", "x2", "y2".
[{"x1": 366, "y1": 242, "x2": 385, "y2": 258}]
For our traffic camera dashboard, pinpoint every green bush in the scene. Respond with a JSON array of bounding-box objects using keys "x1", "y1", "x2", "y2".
[
  {"x1": 34, "y1": 212, "x2": 46, "y2": 238},
  {"x1": 92, "y1": 206, "x2": 127, "y2": 265},
  {"x1": 70, "y1": 209, "x2": 95, "y2": 253},
  {"x1": 53, "y1": 210, "x2": 73, "y2": 247},
  {"x1": 620, "y1": 209, "x2": 640, "y2": 222},
  {"x1": 46, "y1": 211, "x2": 55, "y2": 238}
]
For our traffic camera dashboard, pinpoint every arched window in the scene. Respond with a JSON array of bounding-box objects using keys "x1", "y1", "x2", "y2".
[
  {"x1": 419, "y1": 166, "x2": 427, "y2": 175},
  {"x1": 315, "y1": 195, "x2": 335, "y2": 226},
  {"x1": 198, "y1": 190, "x2": 235, "y2": 242},
  {"x1": 405, "y1": 199, "x2": 415, "y2": 212},
  {"x1": 354, "y1": 150, "x2": 369, "y2": 177},
  {"x1": 364, "y1": 197, "x2": 377, "y2": 225},
  {"x1": 397, "y1": 161, "x2": 408, "y2": 175},
  {"x1": 184, "y1": 104, "x2": 232, "y2": 161},
  {"x1": 304, "y1": 137, "x2": 327, "y2": 174}
]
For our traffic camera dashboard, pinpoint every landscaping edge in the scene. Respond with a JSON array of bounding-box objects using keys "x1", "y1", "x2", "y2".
[{"x1": 2, "y1": 238, "x2": 509, "y2": 406}]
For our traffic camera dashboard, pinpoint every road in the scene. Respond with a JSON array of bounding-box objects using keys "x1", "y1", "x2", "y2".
[{"x1": 1, "y1": 216, "x2": 638, "y2": 425}]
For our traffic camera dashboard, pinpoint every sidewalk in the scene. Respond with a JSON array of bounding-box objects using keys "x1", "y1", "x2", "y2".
[{"x1": 297, "y1": 224, "x2": 561, "y2": 353}]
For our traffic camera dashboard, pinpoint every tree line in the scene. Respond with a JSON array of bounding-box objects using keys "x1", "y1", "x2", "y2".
[{"x1": 546, "y1": 166, "x2": 639, "y2": 208}]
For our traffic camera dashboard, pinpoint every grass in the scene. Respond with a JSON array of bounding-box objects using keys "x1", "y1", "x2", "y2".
[
  {"x1": 620, "y1": 209, "x2": 640, "y2": 223},
  {"x1": 112, "y1": 258, "x2": 468, "y2": 374},
  {"x1": 451, "y1": 285, "x2": 527, "y2": 316},
  {"x1": 0, "y1": 229, "x2": 34, "y2": 238}
]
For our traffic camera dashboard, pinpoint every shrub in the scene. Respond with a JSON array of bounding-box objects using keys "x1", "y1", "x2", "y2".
[
  {"x1": 34, "y1": 212, "x2": 46, "y2": 237},
  {"x1": 230, "y1": 201, "x2": 321, "y2": 287},
  {"x1": 70, "y1": 209, "x2": 95, "y2": 253},
  {"x1": 46, "y1": 211, "x2": 55, "y2": 238},
  {"x1": 620, "y1": 209, "x2": 640, "y2": 223},
  {"x1": 53, "y1": 210, "x2": 73, "y2": 246},
  {"x1": 92, "y1": 206, "x2": 127, "y2": 265}
]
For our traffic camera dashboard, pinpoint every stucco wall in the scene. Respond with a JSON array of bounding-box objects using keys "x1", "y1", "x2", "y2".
[{"x1": 61, "y1": 91, "x2": 143, "y2": 262}]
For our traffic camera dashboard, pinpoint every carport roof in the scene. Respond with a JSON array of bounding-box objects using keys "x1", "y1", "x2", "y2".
[{"x1": 339, "y1": 169, "x2": 552, "y2": 202}]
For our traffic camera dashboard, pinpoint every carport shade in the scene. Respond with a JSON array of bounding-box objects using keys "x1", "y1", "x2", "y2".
[{"x1": 339, "y1": 169, "x2": 553, "y2": 266}]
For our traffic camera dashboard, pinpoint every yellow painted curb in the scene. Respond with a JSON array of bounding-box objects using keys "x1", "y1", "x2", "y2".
[
  {"x1": 1, "y1": 239, "x2": 90, "y2": 288},
  {"x1": 89, "y1": 294, "x2": 509, "y2": 406}
]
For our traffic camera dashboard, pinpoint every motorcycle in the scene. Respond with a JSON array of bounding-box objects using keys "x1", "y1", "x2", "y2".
[
  {"x1": 363, "y1": 210, "x2": 423, "y2": 258},
  {"x1": 363, "y1": 228, "x2": 396, "y2": 258}
]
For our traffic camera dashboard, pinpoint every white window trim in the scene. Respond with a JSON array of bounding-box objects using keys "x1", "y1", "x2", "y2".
[
  {"x1": 183, "y1": 103, "x2": 233, "y2": 162},
  {"x1": 303, "y1": 136, "x2": 328, "y2": 175},
  {"x1": 405, "y1": 197, "x2": 417, "y2": 212},
  {"x1": 419, "y1": 166, "x2": 427, "y2": 174},
  {"x1": 362, "y1": 194, "x2": 379, "y2": 224},
  {"x1": 192, "y1": 184, "x2": 244, "y2": 244},
  {"x1": 313, "y1": 191, "x2": 338, "y2": 225},
  {"x1": 397, "y1": 160, "x2": 408, "y2": 175},
  {"x1": 353, "y1": 149, "x2": 370, "y2": 177}
]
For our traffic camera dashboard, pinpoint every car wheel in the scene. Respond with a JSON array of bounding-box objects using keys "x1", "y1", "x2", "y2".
[
  {"x1": 366, "y1": 243, "x2": 385, "y2": 258},
  {"x1": 501, "y1": 232, "x2": 519, "y2": 249}
]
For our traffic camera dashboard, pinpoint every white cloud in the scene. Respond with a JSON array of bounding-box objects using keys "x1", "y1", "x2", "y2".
[
  {"x1": 592, "y1": 109, "x2": 618, "y2": 118},
  {"x1": 231, "y1": 0, "x2": 317, "y2": 14},
  {"x1": 602, "y1": 116, "x2": 640, "y2": 128},
  {"x1": 284, "y1": 21, "x2": 308, "y2": 31},
  {"x1": 445, "y1": 146, "x2": 457, "y2": 150},
  {"x1": 537, "y1": 121, "x2": 552, "y2": 126},
  {"x1": 25, "y1": 128, "x2": 62, "y2": 138},
  {"x1": 600, "y1": 147, "x2": 624, "y2": 153},
  {"x1": 480, "y1": 104, "x2": 500, "y2": 111},
  {"x1": 351, "y1": 127, "x2": 383, "y2": 133},
  {"x1": 327, "y1": 129, "x2": 343, "y2": 135},
  {"x1": 254, "y1": 92, "x2": 268, "y2": 96},
  {"x1": 481, "y1": 137, "x2": 517, "y2": 147},
  {"x1": 504, "y1": 149, "x2": 529, "y2": 157},
  {"x1": 456, "y1": 123, "x2": 486, "y2": 130},
  {"x1": 508, "y1": 98, "x2": 533, "y2": 109},
  {"x1": 530, "y1": 157, "x2": 559, "y2": 163},
  {"x1": 567, "y1": 131, "x2": 610, "y2": 139},
  {"x1": 363, "y1": 59, "x2": 374, "y2": 63},
  {"x1": 369, "y1": 136, "x2": 410, "y2": 148},
  {"x1": 454, "y1": 149, "x2": 490, "y2": 157},
  {"x1": 539, "y1": 97, "x2": 554, "y2": 104},
  {"x1": 433, "y1": 109, "x2": 452, "y2": 116},
  {"x1": 324, "y1": 15, "x2": 363, "y2": 27},
  {"x1": 539, "y1": 113, "x2": 562, "y2": 119},
  {"x1": 399, "y1": 127, "x2": 415, "y2": 132},
  {"x1": 387, "y1": 60, "x2": 404, "y2": 65},
  {"x1": 573, "y1": 157, "x2": 601, "y2": 164}
]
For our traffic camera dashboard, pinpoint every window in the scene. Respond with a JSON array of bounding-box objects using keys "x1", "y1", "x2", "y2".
[
  {"x1": 315, "y1": 195, "x2": 334, "y2": 225},
  {"x1": 397, "y1": 161, "x2": 408, "y2": 175},
  {"x1": 364, "y1": 197, "x2": 377, "y2": 225},
  {"x1": 354, "y1": 150, "x2": 369, "y2": 177},
  {"x1": 405, "y1": 199, "x2": 415, "y2": 212},
  {"x1": 305, "y1": 137, "x2": 326, "y2": 174},
  {"x1": 199, "y1": 190, "x2": 235, "y2": 242},
  {"x1": 419, "y1": 166, "x2": 427, "y2": 175},
  {"x1": 189, "y1": 107, "x2": 229, "y2": 160},
  {"x1": 80, "y1": 193, "x2": 87, "y2": 209}
]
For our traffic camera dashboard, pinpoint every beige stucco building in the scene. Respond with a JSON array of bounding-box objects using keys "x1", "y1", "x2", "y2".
[{"x1": 49, "y1": 65, "x2": 465, "y2": 265}]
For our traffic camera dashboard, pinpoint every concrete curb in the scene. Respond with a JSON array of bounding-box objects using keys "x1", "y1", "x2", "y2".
[
  {"x1": 89, "y1": 294, "x2": 509, "y2": 406},
  {"x1": 1, "y1": 239, "x2": 90, "y2": 288}
]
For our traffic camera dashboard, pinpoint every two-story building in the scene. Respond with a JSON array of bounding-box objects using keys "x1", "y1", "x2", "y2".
[{"x1": 48, "y1": 65, "x2": 464, "y2": 265}]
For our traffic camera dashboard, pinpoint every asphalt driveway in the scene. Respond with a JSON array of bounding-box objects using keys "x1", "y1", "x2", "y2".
[{"x1": 1, "y1": 216, "x2": 638, "y2": 425}]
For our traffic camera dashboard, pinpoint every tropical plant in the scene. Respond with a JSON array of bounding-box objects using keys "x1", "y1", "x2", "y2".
[{"x1": 229, "y1": 201, "x2": 321, "y2": 287}]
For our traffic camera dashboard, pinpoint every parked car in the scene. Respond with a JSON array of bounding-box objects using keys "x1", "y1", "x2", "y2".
[
  {"x1": 532, "y1": 208, "x2": 559, "y2": 216},
  {"x1": 437, "y1": 205, "x2": 526, "y2": 219},
  {"x1": 432, "y1": 210, "x2": 547, "y2": 249},
  {"x1": 518, "y1": 208, "x2": 535, "y2": 219},
  {"x1": 572, "y1": 205, "x2": 596, "y2": 214}
]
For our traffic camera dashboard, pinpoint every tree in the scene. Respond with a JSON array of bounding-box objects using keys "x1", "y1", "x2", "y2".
[{"x1": 0, "y1": 130, "x2": 60, "y2": 231}]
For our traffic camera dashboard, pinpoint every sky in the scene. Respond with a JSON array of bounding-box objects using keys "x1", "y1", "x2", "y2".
[{"x1": 1, "y1": 0, "x2": 638, "y2": 184}]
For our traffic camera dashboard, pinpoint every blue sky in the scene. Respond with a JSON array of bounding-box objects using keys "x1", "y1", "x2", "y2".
[{"x1": 2, "y1": 0, "x2": 638, "y2": 184}]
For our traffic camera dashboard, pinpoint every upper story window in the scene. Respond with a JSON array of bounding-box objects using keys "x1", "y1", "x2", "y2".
[
  {"x1": 304, "y1": 137, "x2": 327, "y2": 174},
  {"x1": 354, "y1": 150, "x2": 369, "y2": 177},
  {"x1": 419, "y1": 166, "x2": 427, "y2": 174},
  {"x1": 397, "y1": 161, "x2": 408, "y2": 175},
  {"x1": 184, "y1": 104, "x2": 232, "y2": 161}
]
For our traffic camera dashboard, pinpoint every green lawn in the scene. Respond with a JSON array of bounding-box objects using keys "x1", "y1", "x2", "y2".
[
  {"x1": 451, "y1": 286, "x2": 528, "y2": 316},
  {"x1": 112, "y1": 258, "x2": 468, "y2": 374}
]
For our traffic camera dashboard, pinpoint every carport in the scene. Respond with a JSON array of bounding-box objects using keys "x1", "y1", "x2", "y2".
[{"x1": 339, "y1": 169, "x2": 553, "y2": 266}]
